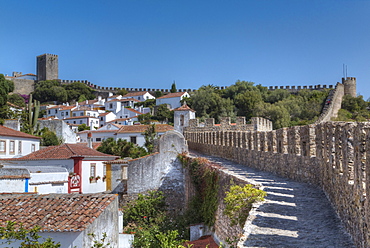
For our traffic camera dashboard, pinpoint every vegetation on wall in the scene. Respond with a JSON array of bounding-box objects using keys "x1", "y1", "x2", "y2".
[
  {"x1": 178, "y1": 153, "x2": 220, "y2": 227},
  {"x1": 122, "y1": 191, "x2": 187, "y2": 248},
  {"x1": 224, "y1": 184, "x2": 266, "y2": 227}
]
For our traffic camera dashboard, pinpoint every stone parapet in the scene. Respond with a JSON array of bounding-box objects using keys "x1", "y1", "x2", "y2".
[{"x1": 184, "y1": 122, "x2": 370, "y2": 248}]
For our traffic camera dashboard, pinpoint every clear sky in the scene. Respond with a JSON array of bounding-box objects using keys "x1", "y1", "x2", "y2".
[{"x1": 1, "y1": 0, "x2": 370, "y2": 99}]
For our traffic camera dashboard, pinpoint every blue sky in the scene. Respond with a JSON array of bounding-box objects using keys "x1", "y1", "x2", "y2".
[{"x1": 1, "y1": 0, "x2": 370, "y2": 99}]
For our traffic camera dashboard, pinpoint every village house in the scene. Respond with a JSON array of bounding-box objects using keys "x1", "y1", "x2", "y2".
[
  {"x1": 122, "y1": 91, "x2": 155, "y2": 102},
  {"x1": 106, "y1": 116, "x2": 138, "y2": 126},
  {"x1": 63, "y1": 116, "x2": 100, "y2": 130},
  {"x1": 99, "y1": 112, "x2": 117, "y2": 127},
  {"x1": 0, "y1": 193, "x2": 120, "y2": 248},
  {"x1": 0, "y1": 143, "x2": 118, "y2": 193},
  {"x1": 0, "y1": 125, "x2": 40, "y2": 158},
  {"x1": 155, "y1": 92, "x2": 190, "y2": 109},
  {"x1": 0, "y1": 166, "x2": 69, "y2": 194}
]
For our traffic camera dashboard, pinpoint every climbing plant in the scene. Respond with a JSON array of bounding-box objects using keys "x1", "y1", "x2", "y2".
[{"x1": 178, "y1": 153, "x2": 220, "y2": 227}]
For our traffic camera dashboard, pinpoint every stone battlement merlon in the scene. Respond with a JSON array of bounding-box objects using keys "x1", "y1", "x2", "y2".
[{"x1": 268, "y1": 84, "x2": 334, "y2": 91}]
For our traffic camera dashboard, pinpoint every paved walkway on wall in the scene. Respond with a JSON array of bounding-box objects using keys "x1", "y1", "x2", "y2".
[{"x1": 190, "y1": 152, "x2": 355, "y2": 248}]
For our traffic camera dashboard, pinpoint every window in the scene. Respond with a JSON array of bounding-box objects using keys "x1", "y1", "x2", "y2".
[
  {"x1": 80, "y1": 113, "x2": 83, "y2": 116},
  {"x1": 130, "y1": 136, "x2": 137, "y2": 144},
  {"x1": 73, "y1": 121, "x2": 76, "y2": 124},
  {"x1": 61, "y1": 112, "x2": 64, "y2": 116},
  {"x1": 109, "y1": 104, "x2": 113, "y2": 109},
  {"x1": 90, "y1": 163, "x2": 96, "y2": 183},
  {"x1": 96, "y1": 121, "x2": 98, "y2": 124},
  {"x1": 73, "y1": 113, "x2": 76, "y2": 117},
  {"x1": 55, "y1": 110, "x2": 58, "y2": 113},
  {"x1": 96, "y1": 138, "x2": 101, "y2": 142},
  {"x1": 9, "y1": 141, "x2": 15, "y2": 153},
  {"x1": 138, "y1": 97, "x2": 141, "y2": 100},
  {"x1": 66, "y1": 112, "x2": 69, "y2": 116},
  {"x1": 0, "y1": 140, "x2": 5, "y2": 153},
  {"x1": 80, "y1": 120, "x2": 83, "y2": 124},
  {"x1": 31, "y1": 144, "x2": 36, "y2": 152},
  {"x1": 180, "y1": 115, "x2": 184, "y2": 126},
  {"x1": 18, "y1": 141, "x2": 22, "y2": 154},
  {"x1": 87, "y1": 113, "x2": 90, "y2": 116},
  {"x1": 48, "y1": 110, "x2": 51, "y2": 114},
  {"x1": 101, "y1": 117, "x2": 103, "y2": 121}
]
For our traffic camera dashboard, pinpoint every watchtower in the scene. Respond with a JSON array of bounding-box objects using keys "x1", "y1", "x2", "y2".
[
  {"x1": 36, "y1": 54, "x2": 59, "y2": 81},
  {"x1": 173, "y1": 103, "x2": 196, "y2": 134},
  {"x1": 342, "y1": 77, "x2": 356, "y2": 97}
]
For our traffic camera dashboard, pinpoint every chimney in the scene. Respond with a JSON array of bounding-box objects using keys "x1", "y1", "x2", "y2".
[{"x1": 87, "y1": 132, "x2": 93, "y2": 149}]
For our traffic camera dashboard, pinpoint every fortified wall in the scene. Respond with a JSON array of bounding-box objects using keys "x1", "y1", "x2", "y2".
[{"x1": 184, "y1": 119, "x2": 370, "y2": 247}]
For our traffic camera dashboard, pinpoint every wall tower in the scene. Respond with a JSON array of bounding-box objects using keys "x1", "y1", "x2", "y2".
[
  {"x1": 174, "y1": 104, "x2": 196, "y2": 134},
  {"x1": 342, "y1": 77, "x2": 356, "y2": 97},
  {"x1": 36, "y1": 54, "x2": 58, "y2": 81}
]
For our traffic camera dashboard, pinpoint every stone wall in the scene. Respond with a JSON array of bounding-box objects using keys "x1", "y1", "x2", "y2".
[
  {"x1": 126, "y1": 130, "x2": 188, "y2": 215},
  {"x1": 184, "y1": 122, "x2": 370, "y2": 248},
  {"x1": 11, "y1": 78, "x2": 35, "y2": 95}
]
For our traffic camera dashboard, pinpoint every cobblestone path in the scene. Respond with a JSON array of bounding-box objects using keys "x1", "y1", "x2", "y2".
[{"x1": 190, "y1": 152, "x2": 355, "y2": 248}]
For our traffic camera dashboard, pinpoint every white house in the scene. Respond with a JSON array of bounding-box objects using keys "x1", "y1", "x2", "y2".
[
  {"x1": 0, "y1": 143, "x2": 119, "y2": 193},
  {"x1": 0, "y1": 166, "x2": 68, "y2": 194},
  {"x1": 77, "y1": 124, "x2": 174, "y2": 147},
  {"x1": 107, "y1": 116, "x2": 138, "y2": 126},
  {"x1": 63, "y1": 116, "x2": 100, "y2": 130},
  {"x1": 99, "y1": 112, "x2": 117, "y2": 127},
  {"x1": 71, "y1": 106, "x2": 102, "y2": 118},
  {"x1": 0, "y1": 125, "x2": 40, "y2": 158},
  {"x1": 122, "y1": 91, "x2": 155, "y2": 102},
  {"x1": 115, "y1": 107, "x2": 143, "y2": 119},
  {"x1": 155, "y1": 92, "x2": 190, "y2": 109},
  {"x1": 0, "y1": 193, "x2": 120, "y2": 248}
]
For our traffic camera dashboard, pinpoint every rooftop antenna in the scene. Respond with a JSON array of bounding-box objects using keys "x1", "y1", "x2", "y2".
[{"x1": 343, "y1": 64, "x2": 348, "y2": 80}]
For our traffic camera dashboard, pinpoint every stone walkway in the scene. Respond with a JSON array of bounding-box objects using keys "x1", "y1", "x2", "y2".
[{"x1": 190, "y1": 152, "x2": 355, "y2": 248}]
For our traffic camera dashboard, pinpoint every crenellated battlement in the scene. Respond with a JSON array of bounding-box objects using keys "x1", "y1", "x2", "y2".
[{"x1": 184, "y1": 121, "x2": 370, "y2": 247}]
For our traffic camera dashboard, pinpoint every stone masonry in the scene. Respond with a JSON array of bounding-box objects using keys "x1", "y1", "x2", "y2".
[{"x1": 184, "y1": 121, "x2": 370, "y2": 248}]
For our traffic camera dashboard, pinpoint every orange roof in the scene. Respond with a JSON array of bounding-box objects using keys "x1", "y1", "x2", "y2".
[
  {"x1": 0, "y1": 126, "x2": 41, "y2": 140},
  {"x1": 107, "y1": 117, "x2": 137, "y2": 123},
  {"x1": 77, "y1": 129, "x2": 118, "y2": 134},
  {"x1": 122, "y1": 91, "x2": 151, "y2": 97},
  {"x1": 173, "y1": 104, "x2": 195, "y2": 112},
  {"x1": 99, "y1": 112, "x2": 113, "y2": 117},
  {"x1": 157, "y1": 92, "x2": 188, "y2": 99},
  {"x1": 59, "y1": 106, "x2": 75, "y2": 110},
  {"x1": 47, "y1": 105, "x2": 64, "y2": 109},
  {"x1": 127, "y1": 108, "x2": 143, "y2": 115},
  {"x1": 117, "y1": 124, "x2": 173, "y2": 133},
  {"x1": 9, "y1": 143, "x2": 118, "y2": 160},
  {"x1": 77, "y1": 142, "x2": 102, "y2": 150},
  {"x1": 78, "y1": 100, "x2": 98, "y2": 105},
  {"x1": 0, "y1": 193, "x2": 117, "y2": 232},
  {"x1": 106, "y1": 98, "x2": 140, "y2": 103}
]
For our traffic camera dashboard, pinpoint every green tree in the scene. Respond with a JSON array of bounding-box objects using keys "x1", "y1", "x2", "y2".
[
  {"x1": 0, "y1": 221, "x2": 60, "y2": 247},
  {"x1": 153, "y1": 104, "x2": 174, "y2": 123},
  {"x1": 62, "y1": 82, "x2": 95, "y2": 102},
  {"x1": 265, "y1": 89, "x2": 290, "y2": 104},
  {"x1": 135, "y1": 99, "x2": 156, "y2": 109},
  {"x1": 0, "y1": 74, "x2": 15, "y2": 121},
  {"x1": 33, "y1": 80, "x2": 67, "y2": 103},
  {"x1": 117, "y1": 88, "x2": 128, "y2": 96},
  {"x1": 154, "y1": 91, "x2": 164, "y2": 98},
  {"x1": 170, "y1": 82, "x2": 177, "y2": 93},
  {"x1": 235, "y1": 90, "x2": 263, "y2": 118},
  {"x1": 78, "y1": 123, "x2": 90, "y2": 132},
  {"x1": 8, "y1": 93, "x2": 26, "y2": 107},
  {"x1": 143, "y1": 124, "x2": 157, "y2": 153},
  {"x1": 40, "y1": 128, "x2": 61, "y2": 146},
  {"x1": 97, "y1": 138, "x2": 147, "y2": 159}
]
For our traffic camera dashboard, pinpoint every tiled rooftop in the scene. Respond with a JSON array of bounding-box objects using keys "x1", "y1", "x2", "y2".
[
  {"x1": 157, "y1": 92, "x2": 188, "y2": 99},
  {"x1": 0, "y1": 193, "x2": 117, "y2": 232},
  {"x1": 0, "y1": 125, "x2": 41, "y2": 140},
  {"x1": 173, "y1": 104, "x2": 195, "y2": 112},
  {"x1": 122, "y1": 91, "x2": 150, "y2": 97},
  {"x1": 9, "y1": 143, "x2": 118, "y2": 160}
]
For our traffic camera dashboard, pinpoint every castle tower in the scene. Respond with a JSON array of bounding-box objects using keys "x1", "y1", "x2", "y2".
[
  {"x1": 173, "y1": 103, "x2": 196, "y2": 134},
  {"x1": 342, "y1": 77, "x2": 356, "y2": 97},
  {"x1": 36, "y1": 54, "x2": 58, "y2": 81}
]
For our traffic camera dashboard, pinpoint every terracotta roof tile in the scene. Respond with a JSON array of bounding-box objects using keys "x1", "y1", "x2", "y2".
[
  {"x1": 157, "y1": 92, "x2": 188, "y2": 99},
  {"x1": 127, "y1": 108, "x2": 143, "y2": 115},
  {"x1": 117, "y1": 124, "x2": 173, "y2": 133},
  {"x1": 173, "y1": 104, "x2": 195, "y2": 112},
  {"x1": 106, "y1": 98, "x2": 140, "y2": 103},
  {"x1": 184, "y1": 235, "x2": 218, "y2": 248},
  {"x1": 8, "y1": 143, "x2": 118, "y2": 160},
  {"x1": 122, "y1": 91, "x2": 150, "y2": 97},
  {"x1": 78, "y1": 100, "x2": 98, "y2": 105},
  {"x1": 0, "y1": 126, "x2": 41, "y2": 140},
  {"x1": 0, "y1": 193, "x2": 117, "y2": 232}
]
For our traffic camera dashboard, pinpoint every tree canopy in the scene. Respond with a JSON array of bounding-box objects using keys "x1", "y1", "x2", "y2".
[{"x1": 97, "y1": 138, "x2": 147, "y2": 158}]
